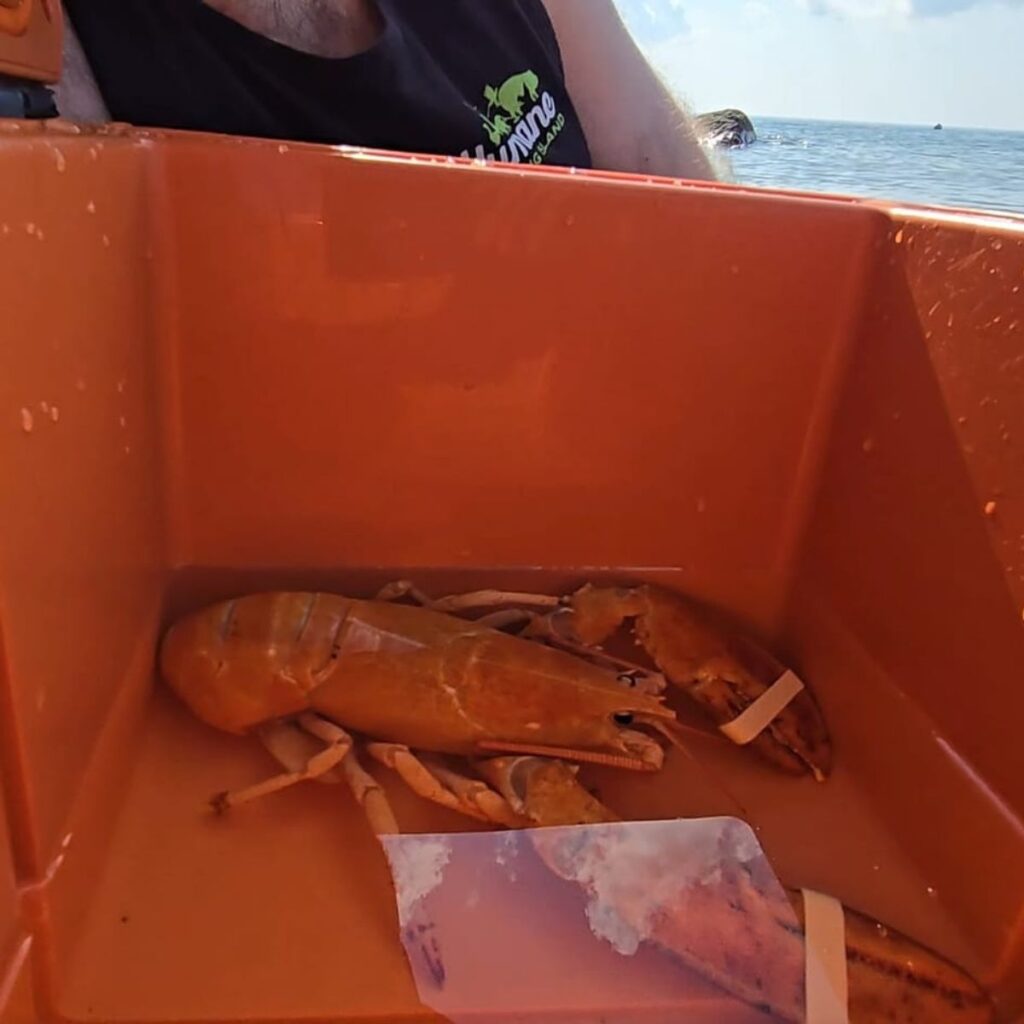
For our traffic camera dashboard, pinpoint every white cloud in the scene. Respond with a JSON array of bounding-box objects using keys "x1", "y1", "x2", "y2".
[
  {"x1": 618, "y1": 0, "x2": 1024, "y2": 130},
  {"x1": 804, "y1": 0, "x2": 1023, "y2": 16},
  {"x1": 615, "y1": 0, "x2": 690, "y2": 43},
  {"x1": 912, "y1": 0, "x2": 1024, "y2": 11},
  {"x1": 800, "y1": 0, "x2": 907, "y2": 14}
]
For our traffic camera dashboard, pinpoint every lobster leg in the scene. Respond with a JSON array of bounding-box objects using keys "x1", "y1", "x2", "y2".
[
  {"x1": 417, "y1": 756, "x2": 525, "y2": 828},
  {"x1": 376, "y1": 580, "x2": 561, "y2": 615},
  {"x1": 211, "y1": 712, "x2": 352, "y2": 813},
  {"x1": 365, "y1": 743, "x2": 519, "y2": 826},
  {"x1": 337, "y1": 744, "x2": 400, "y2": 836},
  {"x1": 430, "y1": 589, "x2": 562, "y2": 614},
  {"x1": 375, "y1": 580, "x2": 438, "y2": 607},
  {"x1": 259, "y1": 719, "x2": 400, "y2": 835},
  {"x1": 471, "y1": 609, "x2": 536, "y2": 631}
]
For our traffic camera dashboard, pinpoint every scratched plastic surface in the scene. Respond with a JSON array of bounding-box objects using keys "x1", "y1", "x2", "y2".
[
  {"x1": 383, "y1": 818, "x2": 806, "y2": 1024},
  {"x1": 0, "y1": 117, "x2": 1023, "y2": 1023}
]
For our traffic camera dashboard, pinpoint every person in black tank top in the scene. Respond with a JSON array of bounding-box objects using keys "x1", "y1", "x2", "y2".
[
  {"x1": 62, "y1": 0, "x2": 592, "y2": 168},
  {"x1": 58, "y1": 0, "x2": 716, "y2": 181}
]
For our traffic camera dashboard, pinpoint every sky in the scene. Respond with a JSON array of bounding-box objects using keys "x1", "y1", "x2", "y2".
[{"x1": 613, "y1": 0, "x2": 1024, "y2": 130}]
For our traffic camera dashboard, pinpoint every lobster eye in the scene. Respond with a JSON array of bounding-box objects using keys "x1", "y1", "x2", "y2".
[{"x1": 613, "y1": 712, "x2": 634, "y2": 726}]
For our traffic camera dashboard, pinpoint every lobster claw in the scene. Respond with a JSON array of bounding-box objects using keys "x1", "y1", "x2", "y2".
[
  {"x1": 555, "y1": 585, "x2": 833, "y2": 781},
  {"x1": 481, "y1": 758, "x2": 990, "y2": 1024}
]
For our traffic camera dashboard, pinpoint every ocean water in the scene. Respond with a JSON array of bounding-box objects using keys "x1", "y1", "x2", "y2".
[{"x1": 721, "y1": 117, "x2": 1024, "y2": 216}]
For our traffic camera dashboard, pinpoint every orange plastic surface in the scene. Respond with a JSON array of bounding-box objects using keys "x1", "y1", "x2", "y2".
[
  {"x1": 0, "y1": 0, "x2": 59, "y2": 83},
  {"x1": 0, "y1": 765, "x2": 27, "y2": 1023},
  {"x1": 0, "y1": 124, "x2": 1022, "y2": 1022}
]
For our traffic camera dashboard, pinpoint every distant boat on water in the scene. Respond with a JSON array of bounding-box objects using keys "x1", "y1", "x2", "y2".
[{"x1": 934, "y1": 123, "x2": 943, "y2": 130}]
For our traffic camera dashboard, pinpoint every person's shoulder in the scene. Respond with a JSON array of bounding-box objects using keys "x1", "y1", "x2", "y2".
[{"x1": 536, "y1": 0, "x2": 715, "y2": 180}]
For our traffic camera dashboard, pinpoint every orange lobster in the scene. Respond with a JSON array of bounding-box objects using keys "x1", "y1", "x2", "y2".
[
  {"x1": 162, "y1": 585, "x2": 672, "y2": 828},
  {"x1": 160, "y1": 581, "x2": 829, "y2": 827},
  {"x1": 160, "y1": 583, "x2": 989, "y2": 1024}
]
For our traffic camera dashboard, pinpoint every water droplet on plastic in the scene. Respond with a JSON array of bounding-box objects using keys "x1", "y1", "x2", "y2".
[
  {"x1": 926, "y1": 887, "x2": 937, "y2": 897},
  {"x1": 564, "y1": 215, "x2": 575, "y2": 227},
  {"x1": 985, "y1": 502, "x2": 998, "y2": 517},
  {"x1": 569, "y1": 166, "x2": 578, "y2": 175},
  {"x1": 86, "y1": 200, "x2": 96, "y2": 214},
  {"x1": 117, "y1": 379, "x2": 126, "y2": 393},
  {"x1": 25, "y1": 222, "x2": 35, "y2": 236},
  {"x1": 277, "y1": 144, "x2": 289, "y2": 154},
  {"x1": 102, "y1": 235, "x2": 111, "y2": 247},
  {"x1": 50, "y1": 407, "x2": 59, "y2": 423},
  {"x1": 119, "y1": 416, "x2": 127, "y2": 428},
  {"x1": 894, "y1": 229, "x2": 904, "y2": 244},
  {"x1": 957, "y1": 415, "x2": 968, "y2": 425},
  {"x1": 75, "y1": 378, "x2": 86, "y2": 392},
  {"x1": 862, "y1": 438, "x2": 876, "y2": 454},
  {"x1": 123, "y1": 445, "x2": 132, "y2": 455},
  {"x1": 39, "y1": 401, "x2": 49, "y2": 414},
  {"x1": 1, "y1": 223, "x2": 8, "y2": 235},
  {"x1": 88, "y1": 145, "x2": 99, "y2": 160},
  {"x1": 53, "y1": 148, "x2": 66, "y2": 172},
  {"x1": 20, "y1": 408, "x2": 33, "y2": 433}
]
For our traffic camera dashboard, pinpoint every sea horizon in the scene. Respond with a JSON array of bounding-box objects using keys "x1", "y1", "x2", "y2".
[
  {"x1": 742, "y1": 114, "x2": 1024, "y2": 135},
  {"x1": 721, "y1": 116, "x2": 1024, "y2": 214}
]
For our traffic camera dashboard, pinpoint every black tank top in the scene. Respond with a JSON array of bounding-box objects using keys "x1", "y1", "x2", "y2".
[{"x1": 62, "y1": 0, "x2": 593, "y2": 169}]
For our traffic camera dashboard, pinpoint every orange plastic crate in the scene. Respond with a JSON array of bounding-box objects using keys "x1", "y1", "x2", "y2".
[{"x1": 0, "y1": 122, "x2": 1022, "y2": 1021}]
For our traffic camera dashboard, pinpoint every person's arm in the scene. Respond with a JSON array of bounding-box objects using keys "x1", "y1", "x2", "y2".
[
  {"x1": 541, "y1": 0, "x2": 715, "y2": 181},
  {"x1": 53, "y1": 13, "x2": 110, "y2": 123}
]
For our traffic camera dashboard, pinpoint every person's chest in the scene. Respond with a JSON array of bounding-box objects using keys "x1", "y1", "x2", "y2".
[{"x1": 201, "y1": 0, "x2": 383, "y2": 57}]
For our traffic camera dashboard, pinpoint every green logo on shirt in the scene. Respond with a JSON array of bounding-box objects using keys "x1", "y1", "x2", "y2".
[
  {"x1": 486, "y1": 71, "x2": 540, "y2": 122},
  {"x1": 463, "y1": 69, "x2": 566, "y2": 165}
]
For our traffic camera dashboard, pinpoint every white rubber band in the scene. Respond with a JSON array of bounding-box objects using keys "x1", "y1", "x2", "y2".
[
  {"x1": 719, "y1": 669, "x2": 805, "y2": 745},
  {"x1": 802, "y1": 889, "x2": 849, "y2": 1024}
]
